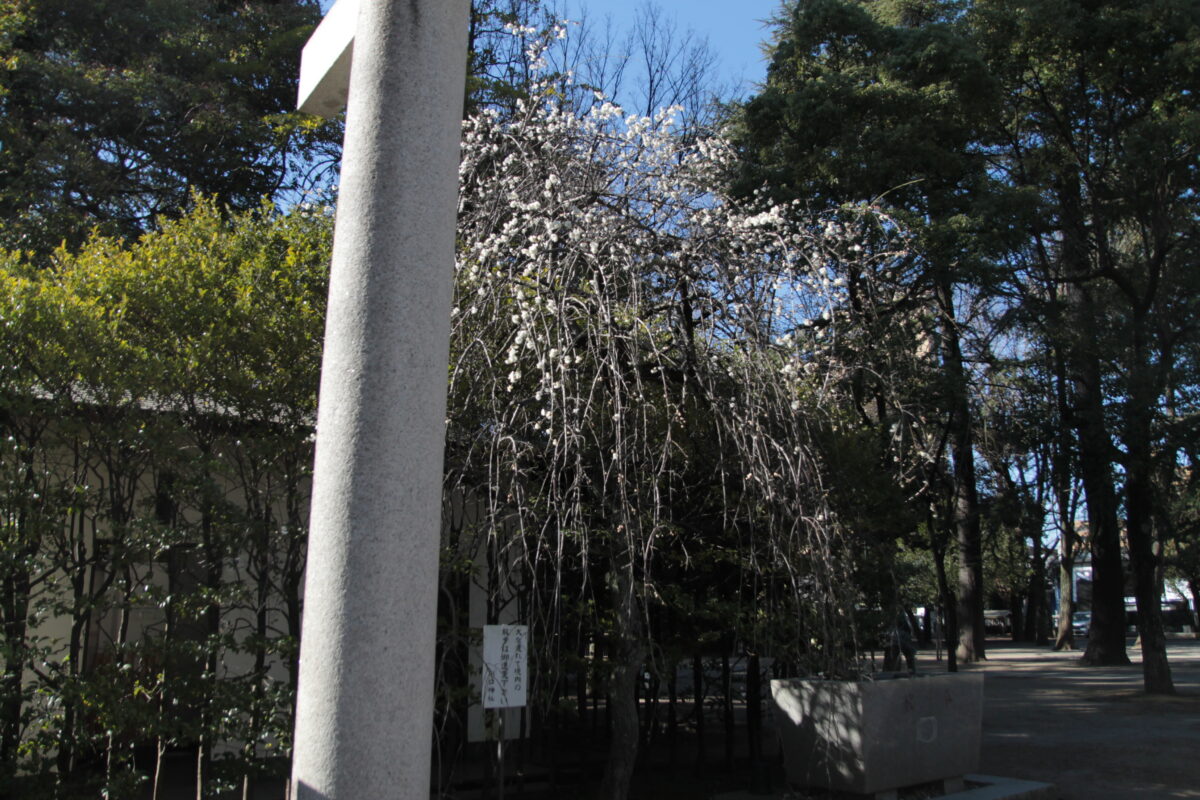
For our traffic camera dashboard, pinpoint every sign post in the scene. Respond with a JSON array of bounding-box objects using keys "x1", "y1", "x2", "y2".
[
  {"x1": 289, "y1": 2, "x2": 470, "y2": 798},
  {"x1": 481, "y1": 625, "x2": 528, "y2": 800}
]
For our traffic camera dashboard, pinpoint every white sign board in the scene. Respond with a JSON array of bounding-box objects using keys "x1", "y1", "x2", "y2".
[{"x1": 482, "y1": 624, "x2": 528, "y2": 709}]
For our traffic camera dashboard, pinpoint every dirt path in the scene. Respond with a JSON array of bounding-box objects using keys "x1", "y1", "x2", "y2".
[{"x1": 937, "y1": 638, "x2": 1200, "y2": 799}]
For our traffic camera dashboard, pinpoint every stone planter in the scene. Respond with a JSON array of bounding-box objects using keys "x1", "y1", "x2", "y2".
[{"x1": 770, "y1": 672, "x2": 983, "y2": 797}]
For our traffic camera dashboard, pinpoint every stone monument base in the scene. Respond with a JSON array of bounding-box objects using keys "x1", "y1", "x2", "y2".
[{"x1": 770, "y1": 672, "x2": 984, "y2": 797}]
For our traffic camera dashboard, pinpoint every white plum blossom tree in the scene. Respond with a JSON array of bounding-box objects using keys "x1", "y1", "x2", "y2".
[{"x1": 445, "y1": 36, "x2": 908, "y2": 800}]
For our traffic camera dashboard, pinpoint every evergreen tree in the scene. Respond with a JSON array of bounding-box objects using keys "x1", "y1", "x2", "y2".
[
  {"x1": 0, "y1": 0, "x2": 339, "y2": 255},
  {"x1": 970, "y1": 0, "x2": 1200, "y2": 690},
  {"x1": 738, "y1": 0, "x2": 1200, "y2": 690},
  {"x1": 734, "y1": 0, "x2": 1020, "y2": 662}
]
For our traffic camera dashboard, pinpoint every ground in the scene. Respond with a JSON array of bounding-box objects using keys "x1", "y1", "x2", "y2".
[
  {"x1": 970, "y1": 638, "x2": 1200, "y2": 800},
  {"x1": 706, "y1": 637, "x2": 1200, "y2": 800}
]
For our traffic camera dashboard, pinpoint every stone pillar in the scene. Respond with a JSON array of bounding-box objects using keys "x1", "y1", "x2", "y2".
[{"x1": 290, "y1": 2, "x2": 469, "y2": 798}]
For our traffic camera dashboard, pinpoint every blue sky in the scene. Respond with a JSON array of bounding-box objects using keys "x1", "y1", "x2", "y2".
[
  {"x1": 316, "y1": 1, "x2": 783, "y2": 97},
  {"x1": 564, "y1": 0, "x2": 782, "y2": 95}
]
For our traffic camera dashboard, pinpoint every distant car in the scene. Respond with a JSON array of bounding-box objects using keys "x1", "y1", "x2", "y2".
[
  {"x1": 984, "y1": 610, "x2": 1012, "y2": 636},
  {"x1": 1072, "y1": 611, "x2": 1090, "y2": 637}
]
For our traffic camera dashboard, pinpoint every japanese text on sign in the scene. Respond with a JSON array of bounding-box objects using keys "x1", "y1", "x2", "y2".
[{"x1": 482, "y1": 624, "x2": 528, "y2": 709}]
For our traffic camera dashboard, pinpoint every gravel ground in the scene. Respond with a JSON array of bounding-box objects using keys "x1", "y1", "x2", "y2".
[{"x1": 946, "y1": 638, "x2": 1200, "y2": 799}]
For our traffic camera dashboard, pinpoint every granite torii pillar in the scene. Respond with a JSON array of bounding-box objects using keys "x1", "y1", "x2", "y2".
[{"x1": 290, "y1": 1, "x2": 470, "y2": 797}]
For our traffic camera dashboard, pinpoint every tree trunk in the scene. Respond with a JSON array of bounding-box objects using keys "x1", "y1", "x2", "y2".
[
  {"x1": 592, "y1": 643, "x2": 602, "y2": 742},
  {"x1": 643, "y1": 671, "x2": 659, "y2": 757},
  {"x1": 196, "y1": 494, "x2": 223, "y2": 800},
  {"x1": 1056, "y1": 180, "x2": 1127, "y2": 667},
  {"x1": 1, "y1": 446, "x2": 40, "y2": 785},
  {"x1": 1128, "y1": 523, "x2": 1174, "y2": 694},
  {"x1": 1051, "y1": 341, "x2": 1079, "y2": 652},
  {"x1": 0, "y1": 566, "x2": 31, "y2": 785},
  {"x1": 577, "y1": 643, "x2": 588, "y2": 732},
  {"x1": 1075, "y1": 430, "x2": 1129, "y2": 665},
  {"x1": 1071, "y1": 297, "x2": 1129, "y2": 666},
  {"x1": 692, "y1": 653, "x2": 705, "y2": 765},
  {"x1": 243, "y1": 557, "x2": 271, "y2": 798},
  {"x1": 746, "y1": 652, "x2": 767, "y2": 793},
  {"x1": 56, "y1": 504, "x2": 90, "y2": 790},
  {"x1": 1027, "y1": 523, "x2": 1049, "y2": 645},
  {"x1": 667, "y1": 663, "x2": 678, "y2": 766},
  {"x1": 721, "y1": 653, "x2": 734, "y2": 770},
  {"x1": 1123, "y1": 368, "x2": 1174, "y2": 694},
  {"x1": 1010, "y1": 591, "x2": 1024, "y2": 642},
  {"x1": 598, "y1": 563, "x2": 644, "y2": 800},
  {"x1": 939, "y1": 282, "x2": 985, "y2": 662},
  {"x1": 929, "y1": 506, "x2": 957, "y2": 672},
  {"x1": 1054, "y1": 548, "x2": 1076, "y2": 651}
]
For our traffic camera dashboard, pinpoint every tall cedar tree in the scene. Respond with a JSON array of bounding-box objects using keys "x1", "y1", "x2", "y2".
[
  {"x1": 971, "y1": 0, "x2": 1200, "y2": 691},
  {"x1": 0, "y1": 0, "x2": 337, "y2": 256},
  {"x1": 738, "y1": 0, "x2": 1200, "y2": 689},
  {"x1": 733, "y1": 0, "x2": 1020, "y2": 662}
]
